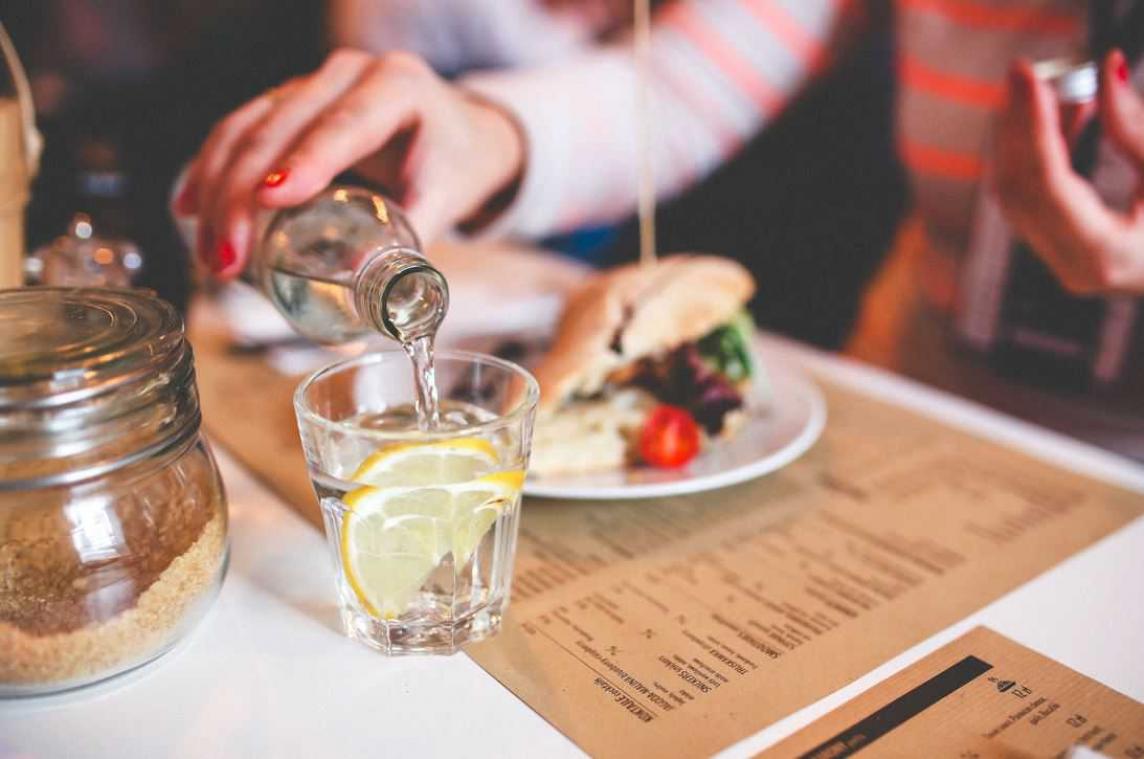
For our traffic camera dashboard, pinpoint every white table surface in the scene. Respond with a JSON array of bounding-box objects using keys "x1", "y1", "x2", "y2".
[{"x1": 4, "y1": 335, "x2": 1143, "y2": 759}]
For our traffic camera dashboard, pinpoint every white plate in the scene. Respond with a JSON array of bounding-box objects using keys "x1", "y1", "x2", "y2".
[{"x1": 523, "y1": 359, "x2": 827, "y2": 500}]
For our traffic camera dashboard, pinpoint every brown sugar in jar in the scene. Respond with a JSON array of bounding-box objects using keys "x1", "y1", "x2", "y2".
[{"x1": 0, "y1": 288, "x2": 228, "y2": 695}]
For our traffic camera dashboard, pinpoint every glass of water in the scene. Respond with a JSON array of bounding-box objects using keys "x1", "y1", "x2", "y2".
[{"x1": 294, "y1": 350, "x2": 538, "y2": 655}]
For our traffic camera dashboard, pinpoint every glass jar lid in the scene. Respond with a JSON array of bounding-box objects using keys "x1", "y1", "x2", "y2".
[
  {"x1": 0, "y1": 288, "x2": 198, "y2": 489},
  {"x1": 0, "y1": 287, "x2": 182, "y2": 400}
]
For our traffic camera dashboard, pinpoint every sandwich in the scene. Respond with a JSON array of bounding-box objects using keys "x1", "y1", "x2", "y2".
[{"x1": 529, "y1": 254, "x2": 767, "y2": 476}]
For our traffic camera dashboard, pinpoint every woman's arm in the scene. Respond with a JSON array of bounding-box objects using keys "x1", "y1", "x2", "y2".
[{"x1": 463, "y1": 0, "x2": 852, "y2": 238}]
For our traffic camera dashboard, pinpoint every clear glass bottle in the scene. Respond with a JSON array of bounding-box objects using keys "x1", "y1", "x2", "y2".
[{"x1": 252, "y1": 186, "x2": 449, "y2": 345}]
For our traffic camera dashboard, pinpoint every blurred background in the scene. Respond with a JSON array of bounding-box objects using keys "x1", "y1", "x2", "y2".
[{"x1": 5, "y1": 0, "x2": 904, "y2": 345}]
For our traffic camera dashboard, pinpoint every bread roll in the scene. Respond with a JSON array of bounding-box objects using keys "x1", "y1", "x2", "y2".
[{"x1": 533, "y1": 254, "x2": 755, "y2": 411}]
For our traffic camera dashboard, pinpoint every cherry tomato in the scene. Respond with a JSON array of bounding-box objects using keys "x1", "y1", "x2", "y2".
[{"x1": 638, "y1": 405, "x2": 701, "y2": 468}]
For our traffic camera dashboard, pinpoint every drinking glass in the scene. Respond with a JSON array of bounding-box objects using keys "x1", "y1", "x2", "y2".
[{"x1": 294, "y1": 350, "x2": 538, "y2": 655}]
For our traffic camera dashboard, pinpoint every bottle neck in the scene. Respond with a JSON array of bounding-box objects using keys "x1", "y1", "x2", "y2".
[{"x1": 353, "y1": 247, "x2": 449, "y2": 343}]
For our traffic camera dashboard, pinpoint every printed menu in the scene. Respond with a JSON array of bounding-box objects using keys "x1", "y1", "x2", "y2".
[
  {"x1": 190, "y1": 315, "x2": 1143, "y2": 758},
  {"x1": 760, "y1": 627, "x2": 1144, "y2": 758},
  {"x1": 465, "y1": 386, "x2": 1142, "y2": 757}
]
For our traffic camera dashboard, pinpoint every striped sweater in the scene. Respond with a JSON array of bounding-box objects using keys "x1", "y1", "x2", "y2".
[{"x1": 466, "y1": 0, "x2": 1137, "y2": 277}]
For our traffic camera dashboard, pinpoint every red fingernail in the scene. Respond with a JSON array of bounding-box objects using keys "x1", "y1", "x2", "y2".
[
  {"x1": 214, "y1": 241, "x2": 237, "y2": 273},
  {"x1": 263, "y1": 168, "x2": 290, "y2": 188},
  {"x1": 1117, "y1": 58, "x2": 1130, "y2": 84}
]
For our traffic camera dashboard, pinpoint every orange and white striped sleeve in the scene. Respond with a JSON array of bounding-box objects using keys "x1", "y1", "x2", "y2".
[{"x1": 463, "y1": 0, "x2": 853, "y2": 240}]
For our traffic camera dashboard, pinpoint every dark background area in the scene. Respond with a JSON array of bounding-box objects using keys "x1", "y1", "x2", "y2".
[
  {"x1": 6, "y1": 0, "x2": 327, "y2": 313},
  {"x1": 612, "y1": 11, "x2": 906, "y2": 348},
  {"x1": 7, "y1": 0, "x2": 905, "y2": 347}
]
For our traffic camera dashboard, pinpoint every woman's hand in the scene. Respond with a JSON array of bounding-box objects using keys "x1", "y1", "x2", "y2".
[
  {"x1": 995, "y1": 50, "x2": 1144, "y2": 295},
  {"x1": 175, "y1": 48, "x2": 525, "y2": 278}
]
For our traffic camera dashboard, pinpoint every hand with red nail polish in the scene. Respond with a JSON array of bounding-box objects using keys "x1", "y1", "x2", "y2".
[
  {"x1": 992, "y1": 54, "x2": 1144, "y2": 295},
  {"x1": 181, "y1": 48, "x2": 526, "y2": 281}
]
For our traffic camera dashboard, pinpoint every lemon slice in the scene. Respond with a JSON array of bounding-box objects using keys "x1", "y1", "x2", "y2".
[
  {"x1": 351, "y1": 438, "x2": 498, "y2": 488},
  {"x1": 340, "y1": 471, "x2": 524, "y2": 620}
]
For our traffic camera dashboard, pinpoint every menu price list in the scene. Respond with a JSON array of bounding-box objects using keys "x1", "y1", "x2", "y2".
[{"x1": 469, "y1": 385, "x2": 1143, "y2": 758}]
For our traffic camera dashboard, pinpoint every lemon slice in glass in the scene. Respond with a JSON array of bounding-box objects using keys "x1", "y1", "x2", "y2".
[
  {"x1": 340, "y1": 471, "x2": 524, "y2": 620},
  {"x1": 351, "y1": 437, "x2": 499, "y2": 488}
]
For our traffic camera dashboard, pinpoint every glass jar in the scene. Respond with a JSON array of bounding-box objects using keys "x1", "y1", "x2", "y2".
[{"x1": 0, "y1": 288, "x2": 228, "y2": 696}]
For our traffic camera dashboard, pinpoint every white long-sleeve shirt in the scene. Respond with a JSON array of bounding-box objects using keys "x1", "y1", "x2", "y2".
[{"x1": 463, "y1": 0, "x2": 1132, "y2": 253}]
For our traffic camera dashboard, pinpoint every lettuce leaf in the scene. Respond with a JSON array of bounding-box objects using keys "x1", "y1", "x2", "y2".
[{"x1": 696, "y1": 310, "x2": 756, "y2": 383}]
